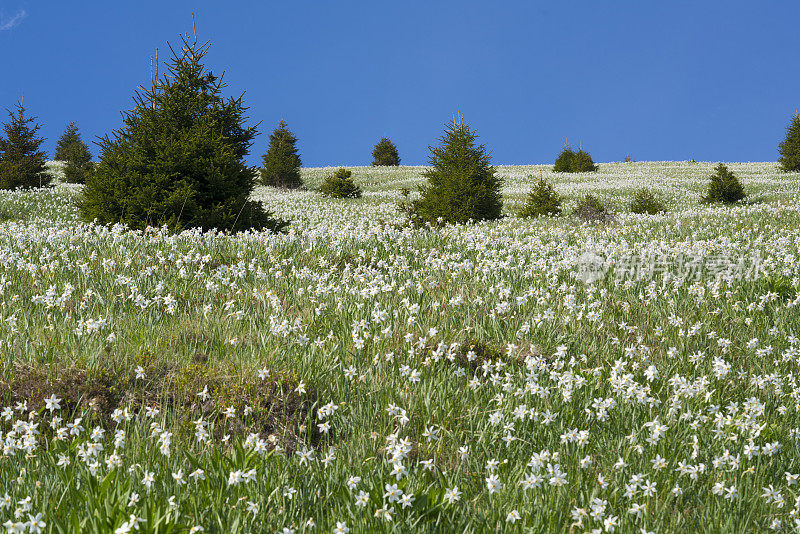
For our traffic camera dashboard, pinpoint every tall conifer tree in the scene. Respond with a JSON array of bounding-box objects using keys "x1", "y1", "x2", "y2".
[
  {"x1": 260, "y1": 119, "x2": 302, "y2": 188},
  {"x1": 410, "y1": 115, "x2": 502, "y2": 226},
  {"x1": 371, "y1": 137, "x2": 400, "y2": 166},
  {"x1": 0, "y1": 102, "x2": 50, "y2": 190},
  {"x1": 55, "y1": 122, "x2": 82, "y2": 160},
  {"x1": 55, "y1": 122, "x2": 93, "y2": 184},
  {"x1": 81, "y1": 32, "x2": 286, "y2": 233}
]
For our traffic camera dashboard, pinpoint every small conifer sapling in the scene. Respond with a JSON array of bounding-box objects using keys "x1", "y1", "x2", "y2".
[
  {"x1": 704, "y1": 163, "x2": 746, "y2": 204},
  {"x1": 319, "y1": 168, "x2": 362, "y2": 199},
  {"x1": 520, "y1": 177, "x2": 562, "y2": 218},
  {"x1": 629, "y1": 188, "x2": 666, "y2": 214}
]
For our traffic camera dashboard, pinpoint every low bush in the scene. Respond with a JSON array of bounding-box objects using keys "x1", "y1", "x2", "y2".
[
  {"x1": 574, "y1": 194, "x2": 614, "y2": 223},
  {"x1": 319, "y1": 168, "x2": 362, "y2": 199},
  {"x1": 0, "y1": 206, "x2": 14, "y2": 222}
]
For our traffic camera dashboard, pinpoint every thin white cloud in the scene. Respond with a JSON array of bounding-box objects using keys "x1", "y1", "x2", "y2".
[{"x1": 0, "y1": 9, "x2": 27, "y2": 31}]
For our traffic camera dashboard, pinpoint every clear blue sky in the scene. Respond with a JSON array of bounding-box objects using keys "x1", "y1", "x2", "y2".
[{"x1": 2, "y1": 1, "x2": 799, "y2": 167}]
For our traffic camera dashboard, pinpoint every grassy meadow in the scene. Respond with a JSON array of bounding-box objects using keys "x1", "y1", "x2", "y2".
[{"x1": 1, "y1": 161, "x2": 799, "y2": 533}]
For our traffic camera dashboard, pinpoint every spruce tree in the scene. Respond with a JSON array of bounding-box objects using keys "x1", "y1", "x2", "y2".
[
  {"x1": 0, "y1": 102, "x2": 50, "y2": 190},
  {"x1": 55, "y1": 122, "x2": 81, "y2": 160},
  {"x1": 319, "y1": 168, "x2": 362, "y2": 198},
  {"x1": 520, "y1": 177, "x2": 561, "y2": 218},
  {"x1": 571, "y1": 147, "x2": 599, "y2": 172},
  {"x1": 629, "y1": 188, "x2": 666, "y2": 214},
  {"x1": 260, "y1": 119, "x2": 302, "y2": 189},
  {"x1": 553, "y1": 144, "x2": 575, "y2": 173},
  {"x1": 704, "y1": 163, "x2": 746, "y2": 204},
  {"x1": 80, "y1": 33, "x2": 287, "y2": 233},
  {"x1": 371, "y1": 136, "x2": 400, "y2": 166},
  {"x1": 55, "y1": 122, "x2": 93, "y2": 184},
  {"x1": 778, "y1": 113, "x2": 800, "y2": 172},
  {"x1": 554, "y1": 143, "x2": 598, "y2": 172},
  {"x1": 410, "y1": 116, "x2": 502, "y2": 226}
]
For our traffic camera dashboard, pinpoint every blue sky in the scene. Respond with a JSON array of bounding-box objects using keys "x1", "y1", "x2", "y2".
[{"x1": 1, "y1": 1, "x2": 799, "y2": 167}]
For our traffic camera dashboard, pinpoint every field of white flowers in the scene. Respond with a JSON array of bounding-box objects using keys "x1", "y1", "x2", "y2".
[{"x1": 1, "y1": 161, "x2": 799, "y2": 533}]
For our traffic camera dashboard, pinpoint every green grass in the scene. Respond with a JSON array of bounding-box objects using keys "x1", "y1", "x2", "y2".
[{"x1": 0, "y1": 161, "x2": 799, "y2": 532}]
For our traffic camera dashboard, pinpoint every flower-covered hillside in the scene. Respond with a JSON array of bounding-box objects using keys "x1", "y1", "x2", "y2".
[{"x1": 0, "y1": 161, "x2": 799, "y2": 533}]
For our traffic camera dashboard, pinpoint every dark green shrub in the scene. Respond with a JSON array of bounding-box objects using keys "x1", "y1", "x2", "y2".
[
  {"x1": 0, "y1": 206, "x2": 14, "y2": 222},
  {"x1": 553, "y1": 144, "x2": 598, "y2": 173},
  {"x1": 55, "y1": 122, "x2": 94, "y2": 184},
  {"x1": 371, "y1": 137, "x2": 400, "y2": 166},
  {"x1": 520, "y1": 177, "x2": 561, "y2": 218},
  {"x1": 80, "y1": 33, "x2": 287, "y2": 233},
  {"x1": 319, "y1": 168, "x2": 362, "y2": 198},
  {"x1": 574, "y1": 194, "x2": 614, "y2": 223},
  {"x1": 629, "y1": 188, "x2": 666, "y2": 214},
  {"x1": 260, "y1": 119, "x2": 302, "y2": 189},
  {"x1": 778, "y1": 113, "x2": 800, "y2": 172},
  {"x1": 0, "y1": 102, "x2": 51, "y2": 190},
  {"x1": 704, "y1": 163, "x2": 746, "y2": 204},
  {"x1": 409, "y1": 116, "x2": 502, "y2": 226}
]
